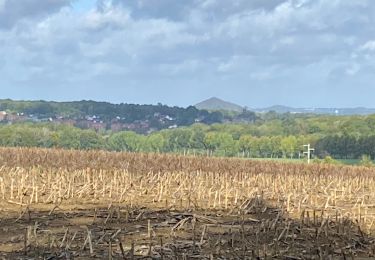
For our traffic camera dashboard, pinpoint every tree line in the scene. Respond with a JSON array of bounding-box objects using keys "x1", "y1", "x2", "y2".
[
  {"x1": 1, "y1": 122, "x2": 374, "y2": 160},
  {"x1": 0, "y1": 99, "x2": 224, "y2": 126},
  {"x1": 0, "y1": 99, "x2": 266, "y2": 133},
  {"x1": 315, "y1": 135, "x2": 375, "y2": 159}
]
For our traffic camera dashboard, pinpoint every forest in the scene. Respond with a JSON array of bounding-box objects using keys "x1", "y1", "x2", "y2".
[
  {"x1": 0, "y1": 99, "x2": 225, "y2": 128},
  {"x1": 1, "y1": 111, "x2": 375, "y2": 161}
]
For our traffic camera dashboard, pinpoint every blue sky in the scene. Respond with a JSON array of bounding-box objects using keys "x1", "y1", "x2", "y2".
[
  {"x1": 72, "y1": 0, "x2": 96, "y2": 13},
  {"x1": 0, "y1": 0, "x2": 375, "y2": 108}
]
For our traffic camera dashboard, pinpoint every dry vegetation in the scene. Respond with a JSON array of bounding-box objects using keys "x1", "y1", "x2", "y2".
[{"x1": 0, "y1": 147, "x2": 374, "y2": 259}]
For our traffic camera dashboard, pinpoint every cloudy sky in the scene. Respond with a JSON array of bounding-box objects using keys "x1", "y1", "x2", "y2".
[{"x1": 0, "y1": 0, "x2": 375, "y2": 108}]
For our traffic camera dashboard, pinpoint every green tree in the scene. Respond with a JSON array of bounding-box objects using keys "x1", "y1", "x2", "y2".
[
  {"x1": 258, "y1": 136, "x2": 272, "y2": 158},
  {"x1": 79, "y1": 130, "x2": 103, "y2": 150},
  {"x1": 204, "y1": 132, "x2": 220, "y2": 155},
  {"x1": 239, "y1": 135, "x2": 253, "y2": 157},
  {"x1": 280, "y1": 136, "x2": 298, "y2": 159},
  {"x1": 360, "y1": 154, "x2": 373, "y2": 167},
  {"x1": 58, "y1": 127, "x2": 80, "y2": 149},
  {"x1": 146, "y1": 133, "x2": 165, "y2": 152},
  {"x1": 164, "y1": 129, "x2": 192, "y2": 152},
  {"x1": 107, "y1": 131, "x2": 143, "y2": 152},
  {"x1": 189, "y1": 125, "x2": 207, "y2": 151},
  {"x1": 203, "y1": 132, "x2": 237, "y2": 156},
  {"x1": 269, "y1": 136, "x2": 282, "y2": 158}
]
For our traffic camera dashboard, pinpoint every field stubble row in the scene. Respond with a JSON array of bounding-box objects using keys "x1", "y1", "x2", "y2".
[{"x1": 0, "y1": 147, "x2": 374, "y2": 258}]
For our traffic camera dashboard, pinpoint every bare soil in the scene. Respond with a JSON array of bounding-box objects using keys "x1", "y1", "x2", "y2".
[{"x1": 0, "y1": 198, "x2": 374, "y2": 259}]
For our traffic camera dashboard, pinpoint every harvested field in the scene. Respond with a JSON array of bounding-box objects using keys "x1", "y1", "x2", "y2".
[{"x1": 0, "y1": 147, "x2": 374, "y2": 259}]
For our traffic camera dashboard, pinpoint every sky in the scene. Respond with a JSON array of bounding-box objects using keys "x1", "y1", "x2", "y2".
[{"x1": 0, "y1": 0, "x2": 375, "y2": 108}]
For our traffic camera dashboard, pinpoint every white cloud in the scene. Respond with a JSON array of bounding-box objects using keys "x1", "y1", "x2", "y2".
[
  {"x1": 346, "y1": 63, "x2": 361, "y2": 75},
  {"x1": 0, "y1": 0, "x2": 72, "y2": 28},
  {"x1": 279, "y1": 36, "x2": 295, "y2": 45},
  {"x1": 360, "y1": 41, "x2": 375, "y2": 51},
  {"x1": 1, "y1": 0, "x2": 375, "y2": 106},
  {"x1": 0, "y1": 0, "x2": 5, "y2": 11}
]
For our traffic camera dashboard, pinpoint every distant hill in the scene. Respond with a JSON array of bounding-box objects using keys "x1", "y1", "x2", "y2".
[
  {"x1": 255, "y1": 105, "x2": 295, "y2": 114},
  {"x1": 254, "y1": 105, "x2": 375, "y2": 115},
  {"x1": 0, "y1": 99, "x2": 225, "y2": 133},
  {"x1": 195, "y1": 97, "x2": 243, "y2": 112}
]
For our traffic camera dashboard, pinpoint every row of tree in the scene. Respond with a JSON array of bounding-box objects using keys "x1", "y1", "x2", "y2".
[
  {"x1": 315, "y1": 135, "x2": 375, "y2": 159},
  {"x1": 0, "y1": 99, "x2": 224, "y2": 127},
  {"x1": 1, "y1": 122, "x2": 375, "y2": 160},
  {"x1": 3, "y1": 99, "x2": 375, "y2": 137}
]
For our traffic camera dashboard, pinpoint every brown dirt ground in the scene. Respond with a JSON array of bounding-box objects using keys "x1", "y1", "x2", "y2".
[{"x1": 0, "y1": 198, "x2": 374, "y2": 260}]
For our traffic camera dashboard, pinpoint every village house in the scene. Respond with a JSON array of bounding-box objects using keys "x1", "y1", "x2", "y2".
[
  {"x1": 0, "y1": 111, "x2": 7, "y2": 121},
  {"x1": 110, "y1": 122, "x2": 123, "y2": 132},
  {"x1": 79, "y1": 120, "x2": 106, "y2": 132},
  {"x1": 55, "y1": 118, "x2": 76, "y2": 127},
  {"x1": 6, "y1": 113, "x2": 28, "y2": 122},
  {"x1": 90, "y1": 121, "x2": 106, "y2": 132}
]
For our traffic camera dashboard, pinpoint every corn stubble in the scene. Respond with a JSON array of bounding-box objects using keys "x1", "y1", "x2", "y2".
[{"x1": 0, "y1": 147, "x2": 374, "y2": 259}]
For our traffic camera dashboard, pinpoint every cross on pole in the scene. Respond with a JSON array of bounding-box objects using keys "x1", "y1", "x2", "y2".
[{"x1": 303, "y1": 144, "x2": 315, "y2": 164}]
